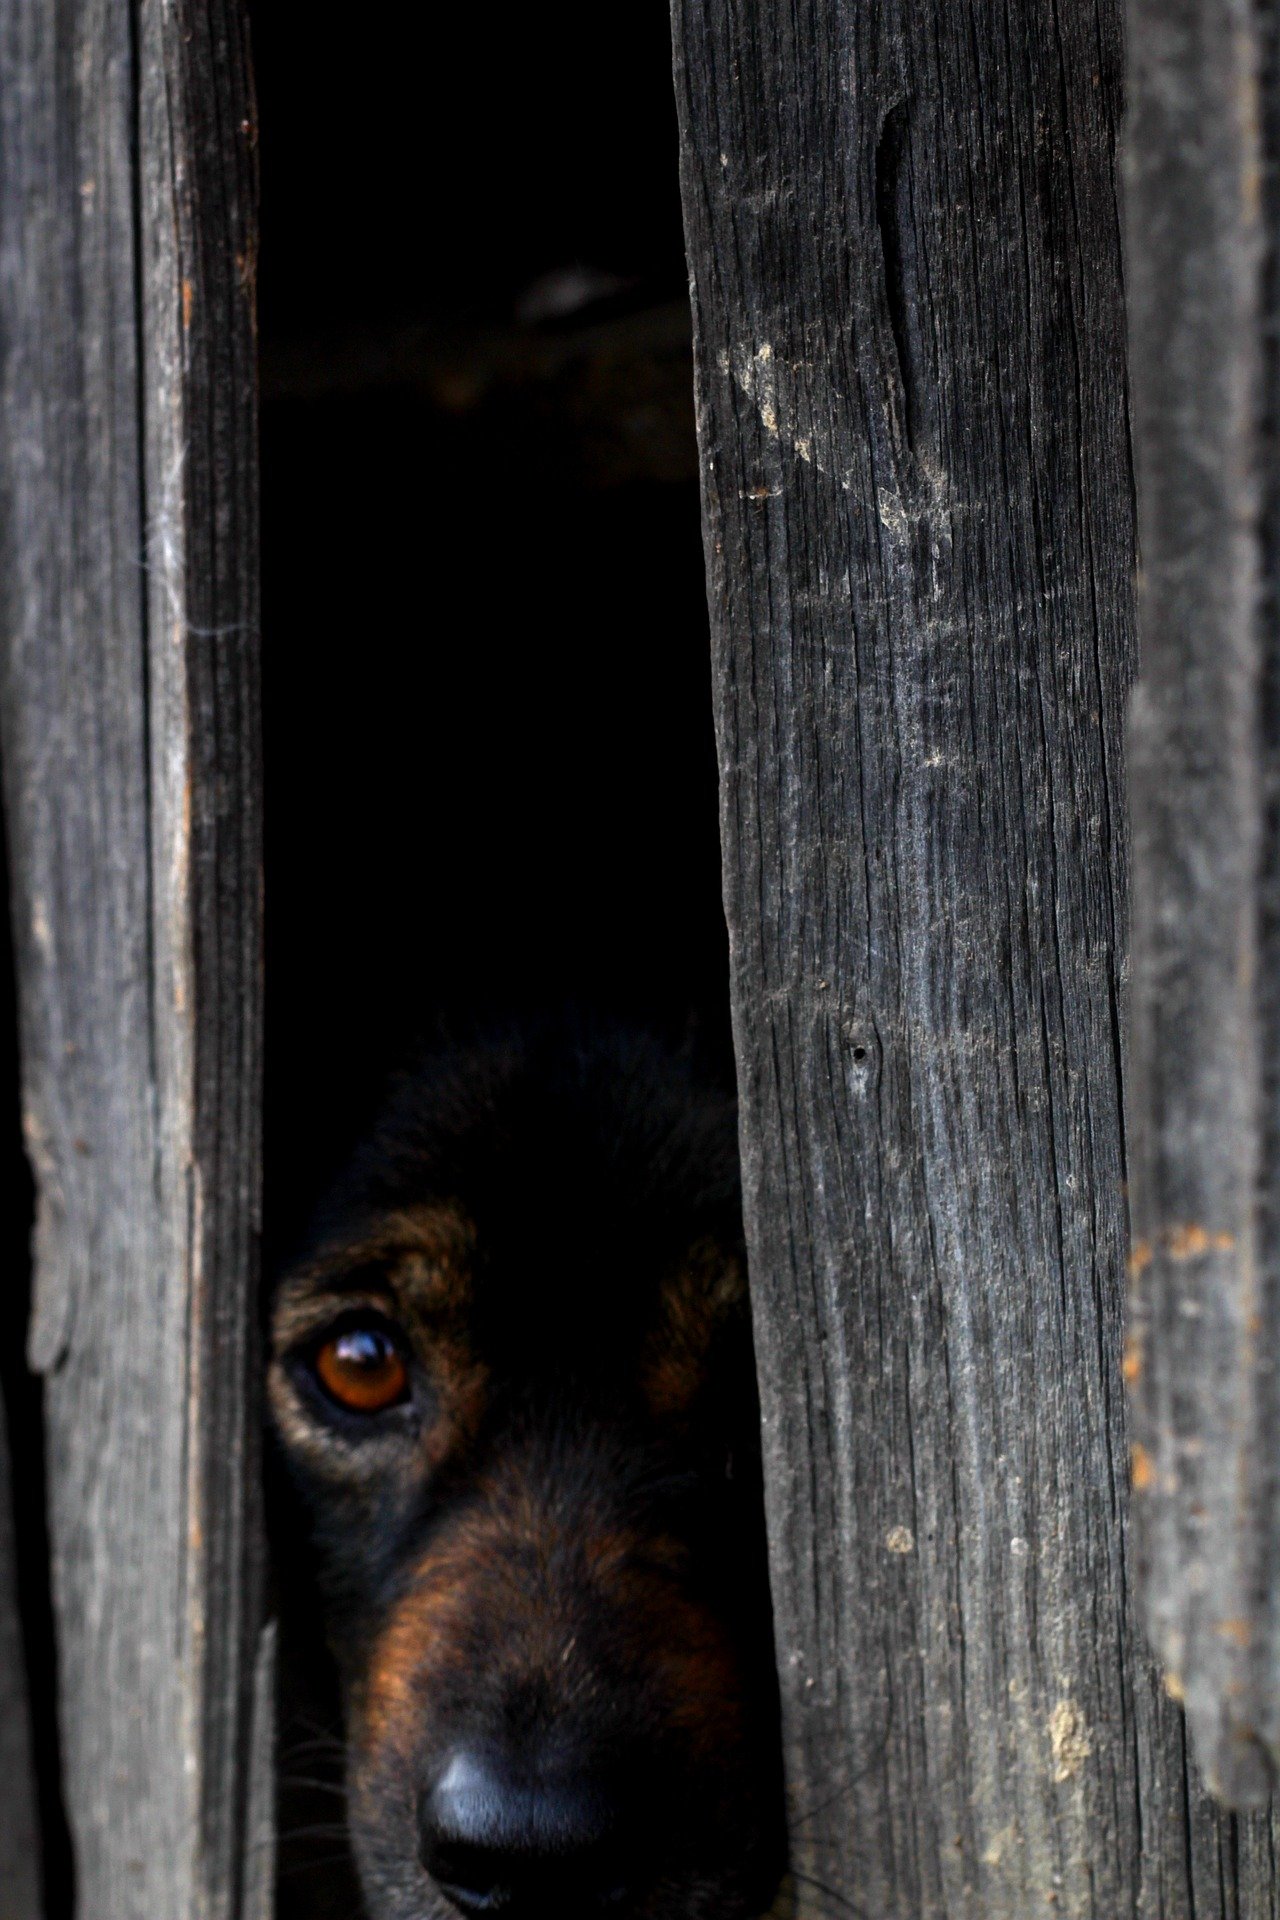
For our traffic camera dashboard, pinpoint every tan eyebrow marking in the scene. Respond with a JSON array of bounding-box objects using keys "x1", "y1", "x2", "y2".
[{"x1": 272, "y1": 1201, "x2": 476, "y2": 1347}]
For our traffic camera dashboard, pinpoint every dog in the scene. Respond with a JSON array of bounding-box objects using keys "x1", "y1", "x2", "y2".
[{"x1": 268, "y1": 1021, "x2": 786, "y2": 1920}]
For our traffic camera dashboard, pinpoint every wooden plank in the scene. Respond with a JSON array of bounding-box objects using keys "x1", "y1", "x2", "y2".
[
  {"x1": 0, "y1": 1, "x2": 268, "y2": 1913},
  {"x1": 0, "y1": 1389, "x2": 41, "y2": 1920},
  {"x1": 672, "y1": 0, "x2": 1280, "y2": 1909},
  {"x1": 1124, "y1": 0, "x2": 1280, "y2": 1809}
]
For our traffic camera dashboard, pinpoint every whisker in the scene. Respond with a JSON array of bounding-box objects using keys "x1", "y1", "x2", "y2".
[
  {"x1": 276, "y1": 1850, "x2": 357, "y2": 1880},
  {"x1": 278, "y1": 1739, "x2": 346, "y2": 1767},
  {"x1": 791, "y1": 1868, "x2": 871, "y2": 1920},
  {"x1": 788, "y1": 1708, "x2": 894, "y2": 1836},
  {"x1": 279, "y1": 1710, "x2": 345, "y2": 1740},
  {"x1": 279, "y1": 1724, "x2": 345, "y2": 1748},
  {"x1": 278, "y1": 1720, "x2": 343, "y2": 1751}
]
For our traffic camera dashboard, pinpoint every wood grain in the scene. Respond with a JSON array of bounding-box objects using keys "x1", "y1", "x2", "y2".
[
  {"x1": 672, "y1": 0, "x2": 1280, "y2": 1908},
  {"x1": 0, "y1": 1390, "x2": 41, "y2": 1920},
  {"x1": 0, "y1": 1, "x2": 268, "y2": 1913},
  {"x1": 1125, "y1": 0, "x2": 1280, "y2": 1810}
]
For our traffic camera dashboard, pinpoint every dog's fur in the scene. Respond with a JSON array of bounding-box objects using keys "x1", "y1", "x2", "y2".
[{"x1": 269, "y1": 1023, "x2": 785, "y2": 1920}]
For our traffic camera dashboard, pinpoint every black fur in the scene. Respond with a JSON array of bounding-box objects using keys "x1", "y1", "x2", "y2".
[{"x1": 269, "y1": 1021, "x2": 785, "y2": 1920}]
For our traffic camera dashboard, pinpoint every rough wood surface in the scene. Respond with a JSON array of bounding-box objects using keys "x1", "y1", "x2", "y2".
[
  {"x1": 0, "y1": 2, "x2": 268, "y2": 1913},
  {"x1": 1124, "y1": 0, "x2": 1280, "y2": 1811},
  {"x1": 672, "y1": 0, "x2": 1280, "y2": 1911},
  {"x1": 0, "y1": 1389, "x2": 41, "y2": 1920}
]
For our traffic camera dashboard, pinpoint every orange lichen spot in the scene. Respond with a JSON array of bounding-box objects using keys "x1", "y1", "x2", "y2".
[
  {"x1": 1128, "y1": 1238, "x2": 1152, "y2": 1278},
  {"x1": 1130, "y1": 1443, "x2": 1154, "y2": 1492},
  {"x1": 181, "y1": 278, "x2": 194, "y2": 330},
  {"x1": 1166, "y1": 1222, "x2": 1219, "y2": 1259},
  {"x1": 1122, "y1": 1339, "x2": 1142, "y2": 1386},
  {"x1": 1217, "y1": 1617, "x2": 1253, "y2": 1649}
]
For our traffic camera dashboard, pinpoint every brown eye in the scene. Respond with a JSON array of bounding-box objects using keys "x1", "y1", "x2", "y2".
[{"x1": 314, "y1": 1322, "x2": 410, "y2": 1414}]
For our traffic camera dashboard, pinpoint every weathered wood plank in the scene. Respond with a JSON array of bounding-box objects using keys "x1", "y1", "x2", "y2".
[
  {"x1": 0, "y1": 1389, "x2": 41, "y2": 1920},
  {"x1": 1125, "y1": 0, "x2": 1280, "y2": 1810},
  {"x1": 0, "y1": 1, "x2": 267, "y2": 1913},
  {"x1": 672, "y1": 0, "x2": 1279, "y2": 1909}
]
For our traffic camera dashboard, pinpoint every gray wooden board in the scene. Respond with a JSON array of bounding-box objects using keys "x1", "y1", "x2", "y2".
[
  {"x1": 671, "y1": 0, "x2": 1279, "y2": 1910},
  {"x1": 0, "y1": 0, "x2": 268, "y2": 1913},
  {"x1": 0, "y1": 1385, "x2": 41, "y2": 1920},
  {"x1": 1125, "y1": 0, "x2": 1280, "y2": 1810}
]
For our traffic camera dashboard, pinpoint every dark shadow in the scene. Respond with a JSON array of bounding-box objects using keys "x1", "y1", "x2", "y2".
[
  {"x1": 0, "y1": 805, "x2": 76, "y2": 1919},
  {"x1": 251, "y1": 11, "x2": 739, "y2": 1917},
  {"x1": 253, "y1": 2, "x2": 730, "y2": 1263}
]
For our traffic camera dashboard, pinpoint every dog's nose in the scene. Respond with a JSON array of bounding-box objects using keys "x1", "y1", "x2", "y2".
[{"x1": 421, "y1": 1748, "x2": 627, "y2": 1916}]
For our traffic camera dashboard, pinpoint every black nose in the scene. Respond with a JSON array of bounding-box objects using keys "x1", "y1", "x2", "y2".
[{"x1": 420, "y1": 1749, "x2": 626, "y2": 1917}]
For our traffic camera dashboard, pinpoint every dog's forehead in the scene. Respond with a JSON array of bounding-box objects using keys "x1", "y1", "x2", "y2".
[
  {"x1": 384, "y1": 1194, "x2": 679, "y2": 1350},
  {"x1": 358, "y1": 1035, "x2": 741, "y2": 1253},
  {"x1": 283, "y1": 1193, "x2": 677, "y2": 1337}
]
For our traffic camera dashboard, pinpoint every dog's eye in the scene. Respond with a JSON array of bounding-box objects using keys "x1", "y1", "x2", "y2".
[{"x1": 313, "y1": 1320, "x2": 410, "y2": 1415}]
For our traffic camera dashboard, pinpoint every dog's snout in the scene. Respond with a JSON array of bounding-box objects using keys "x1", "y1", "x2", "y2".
[{"x1": 421, "y1": 1749, "x2": 627, "y2": 1917}]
